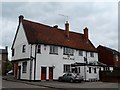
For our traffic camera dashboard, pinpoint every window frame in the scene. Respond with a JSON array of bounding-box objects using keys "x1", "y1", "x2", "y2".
[
  {"x1": 22, "y1": 61, "x2": 27, "y2": 73},
  {"x1": 79, "y1": 50, "x2": 83, "y2": 56},
  {"x1": 49, "y1": 45, "x2": 58, "y2": 55},
  {"x1": 89, "y1": 67, "x2": 92, "y2": 73},
  {"x1": 94, "y1": 68, "x2": 97, "y2": 73},
  {"x1": 63, "y1": 64, "x2": 71, "y2": 73},
  {"x1": 90, "y1": 52, "x2": 94, "y2": 57},
  {"x1": 37, "y1": 44, "x2": 41, "y2": 53},
  {"x1": 63, "y1": 47, "x2": 74, "y2": 56},
  {"x1": 22, "y1": 45, "x2": 26, "y2": 53},
  {"x1": 12, "y1": 49, "x2": 14, "y2": 56}
]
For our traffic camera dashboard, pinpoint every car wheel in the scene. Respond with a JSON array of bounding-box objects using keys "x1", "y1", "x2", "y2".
[
  {"x1": 69, "y1": 79, "x2": 74, "y2": 83},
  {"x1": 79, "y1": 80, "x2": 81, "y2": 83},
  {"x1": 58, "y1": 78, "x2": 62, "y2": 82}
]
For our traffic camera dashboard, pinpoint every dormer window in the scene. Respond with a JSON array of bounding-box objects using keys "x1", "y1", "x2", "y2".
[{"x1": 22, "y1": 45, "x2": 26, "y2": 53}]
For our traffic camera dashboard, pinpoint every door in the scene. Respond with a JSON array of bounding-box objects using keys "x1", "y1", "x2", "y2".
[
  {"x1": 41, "y1": 67, "x2": 46, "y2": 80},
  {"x1": 49, "y1": 67, "x2": 53, "y2": 80},
  {"x1": 18, "y1": 66, "x2": 21, "y2": 79},
  {"x1": 14, "y1": 63, "x2": 18, "y2": 79}
]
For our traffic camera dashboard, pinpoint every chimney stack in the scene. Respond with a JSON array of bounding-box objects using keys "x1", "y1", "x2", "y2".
[
  {"x1": 83, "y1": 27, "x2": 88, "y2": 42},
  {"x1": 19, "y1": 15, "x2": 24, "y2": 24},
  {"x1": 65, "y1": 21, "x2": 69, "y2": 38}
]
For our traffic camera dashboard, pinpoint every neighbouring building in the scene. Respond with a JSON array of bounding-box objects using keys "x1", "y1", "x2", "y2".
[
  {"x1": 97, "y1": 45, "x2": 120, "y2": 82},
  {"x1": 0, "y1": 46, "x2": 8, "y2": 75},
  {"x1": 11, "y1": 15, "x2": 101, "y2": 81},
  {"x1": 97, "y1": 45, "x2": 120, "y2": 68}
]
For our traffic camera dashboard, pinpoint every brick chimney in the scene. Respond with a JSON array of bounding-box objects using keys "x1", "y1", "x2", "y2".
[
  {"x1": 83, "y1": 27, "x2": 88, "y2": 42},
  {"x1": 19, "y1": 15, "x2": 24, "y2": 24},
  {"x1": 65, "y1": 21, "x2": 69, "y2": 38}
]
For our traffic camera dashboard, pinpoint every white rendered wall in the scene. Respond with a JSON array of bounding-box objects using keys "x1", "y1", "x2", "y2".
[
  {"x1": 11, "y1": 23, "x2": 31, "y2": 61},
  {"x1": 35, "y1": 44, "x2": 99, "y2": 80}
]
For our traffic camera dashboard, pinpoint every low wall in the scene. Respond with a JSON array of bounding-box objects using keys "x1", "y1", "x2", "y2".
[{"x1": 99, "y1": 70, "x2": 120, "y2": 83}]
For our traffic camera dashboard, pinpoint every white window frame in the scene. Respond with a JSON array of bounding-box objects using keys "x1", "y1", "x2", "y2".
[
  {"x1": 49, "y1": 45, "x2": 58, "y2": 55},
  {"x1": 63, "y1": 47, "x2": 74, "y2": 56},
  {"x1": 22, "y1": 61, "x2": 27, "y2": 73}
]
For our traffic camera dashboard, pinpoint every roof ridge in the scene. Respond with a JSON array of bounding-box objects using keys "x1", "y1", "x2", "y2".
[{"x1": 23, "y1": 19, "x2": 84, "y2": 36}]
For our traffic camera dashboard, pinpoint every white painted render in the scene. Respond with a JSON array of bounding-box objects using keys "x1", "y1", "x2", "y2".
[
  {"x1": 12, "y1": 22, "x2": 100, "y2": 81},
  {"x1": 12, "y1": 23, "x2": 31, "y2": 60}
]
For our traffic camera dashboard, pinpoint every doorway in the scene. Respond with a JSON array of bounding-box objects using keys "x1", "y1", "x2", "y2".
[
  {"x1": 41, "y1": 67, "x2": 46, "y2": 80},
  {"x1": 49, "y1": 67, "x2": 53, "y2": 80},
  {"x1": 18, "y1": 66, "x2": 21, "y2": 79}
]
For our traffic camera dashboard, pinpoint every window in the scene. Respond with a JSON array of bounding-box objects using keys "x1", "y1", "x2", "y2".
[
  {"x1": 79, "y1": 50, "x2": 83, "y2": 56},
  {"x1": 78, "y1": 67, "x2": 81, "y2": 73},
  {"x1": 63, "y1": 64, "x2": 71, "y2": 73},
  {"x1": 89, "y1": 67, "x2": 92, "y2": 73},
  {"x1": 12, "y1": 49, "x2": 14, "y2": 56},
  {"x1": 37, "y1": 44, "x2": 41, "y2": 53},
  {"x1": 90, "y1": 52, "x2": 94, "y2": 57},
  {"x1": 22, "y1": 45, "x2": 26, "y2": 53},
  {"x1": 94, "y1": 68, "x2": 97, "y2": 73},
  {"x1": 49, "y1": 45, "x2": 58, "y2": 54},
  {"x1": 63, "y1": 47, "x2": 74, "y2": 56},
  {"x1": 22, "y1": 62, "x2": 27, "y2": 73}
]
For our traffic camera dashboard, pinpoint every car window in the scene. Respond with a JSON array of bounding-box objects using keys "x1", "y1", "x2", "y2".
[
  {"x1": 67, "y1": 73, "x2": 72, "y2": 76},
  {"x1": 63, "y1": 74, "x2": 67, "y2": 77}
]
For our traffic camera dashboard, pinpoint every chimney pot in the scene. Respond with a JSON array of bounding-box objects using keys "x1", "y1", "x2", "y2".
[
  {"x1": 65, "y1": 21, "x2": 69, "y2": 38},
  {"x1": 19, "y1": 15, "x2": 24, "y2": 23},
  {"x1": 83, "y1": 27, "x2": 88, "y2": 42}
]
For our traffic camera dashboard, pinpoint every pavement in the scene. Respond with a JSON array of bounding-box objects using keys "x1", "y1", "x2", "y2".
[{"x1": 2, "y1": 75, "x2": 120, "y2": 89}]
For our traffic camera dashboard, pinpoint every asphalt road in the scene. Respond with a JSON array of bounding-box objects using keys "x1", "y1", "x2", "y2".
[{"x1": 2, "y1": 80, "x2": 47, "y2": 88}]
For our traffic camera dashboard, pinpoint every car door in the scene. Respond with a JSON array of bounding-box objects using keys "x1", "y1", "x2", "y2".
[
  {"x1": 67, "y1": 73, "x2": 72, "y2": 81},
  {"x1": 62, "y1": 74, "x2": 68, "y2": 81}
]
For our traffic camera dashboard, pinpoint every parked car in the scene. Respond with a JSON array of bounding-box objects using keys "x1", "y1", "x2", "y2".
[{"x1": 58, "y1": 72, "x2": 84, "y2": 83}]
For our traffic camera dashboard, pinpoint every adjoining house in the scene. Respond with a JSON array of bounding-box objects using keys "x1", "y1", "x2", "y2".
[
  {"x1": 0, "y1": 46, "x2": 8, "y2": 75},
  {"x1": 97, "y1": 45, "x2": 120, "y2": 82},
  {"x1": 11, "y1": 15, "x2": 100, "y2": 81}
]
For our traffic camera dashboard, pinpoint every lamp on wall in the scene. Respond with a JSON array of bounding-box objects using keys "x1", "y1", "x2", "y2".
[{"x1": 52, "y1": 65, "x2": 55, "y2": 69}]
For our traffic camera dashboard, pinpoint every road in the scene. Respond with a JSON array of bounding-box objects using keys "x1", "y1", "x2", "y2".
[
  {"x1": 2, "y1": 80, "x2": 49, "y2": 89},
  {"x1": 2, "y1": 79, "x2": 119, "y2": 90}
]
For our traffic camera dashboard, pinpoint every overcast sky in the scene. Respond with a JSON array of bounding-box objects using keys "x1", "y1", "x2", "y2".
[{"x1": 1, "y1": 0, "x2": 118, "y2": 60}]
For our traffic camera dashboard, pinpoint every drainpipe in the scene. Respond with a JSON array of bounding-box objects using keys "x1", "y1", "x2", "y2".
[
  {"x1": 84, "y1": 51, "x2": 88, "y2": 81},
  {"x1": 29, "y1": 44, "x2": 32, "y2": 81},
  {"x1": 34, "y1": 44, "x2": 37, "y2": 81}
]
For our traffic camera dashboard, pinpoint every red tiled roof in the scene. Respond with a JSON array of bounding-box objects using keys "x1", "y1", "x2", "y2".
[{"x1": 22, "y1": 19, "x2": 97, "y2": 52}]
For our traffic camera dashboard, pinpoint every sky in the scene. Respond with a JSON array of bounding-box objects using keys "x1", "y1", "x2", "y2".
[{"x1": 0, "y1": 0, "x2": 119, "y2": 60}]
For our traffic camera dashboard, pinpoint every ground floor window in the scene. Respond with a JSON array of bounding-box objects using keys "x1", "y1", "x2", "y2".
[
  {"x1": 22, "y1": 61, "x2": 27, "y2": 73},
  {"x1": 89, "y1": 67, "x2": 92, "y2": 73},
  {"x1": 63, "y1": 64, "x2": 71, "y2": 73},
  {"x1": 94, "y1": 68, "x2": 97, "y2": 73}
]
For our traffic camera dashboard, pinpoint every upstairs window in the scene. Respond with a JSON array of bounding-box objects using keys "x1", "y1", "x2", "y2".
[
  {"x1": 22, "y1": 61, "x2": 27, "y2": 73},
  {"x1": 12, "y1": 49, "x2": 14, "y2": 56},
  {"x1": 22, "y1": 45, "x2": 26, "y2": 53},
  {"x1": 49, "y1": 45, "x2": 58, "y2": 55},
  {"x1": 79, "y1": 50, "x2": 83, "y2": 56},
  {"x1": 37, "y1": 44, "x2": 41, "y2": 53},
  {"x1": 63, "y1": 47, "x2": 74, "y2": 56},
  {"x1": 90, "y1": 52, "x2": 94, "y2": 57}
]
